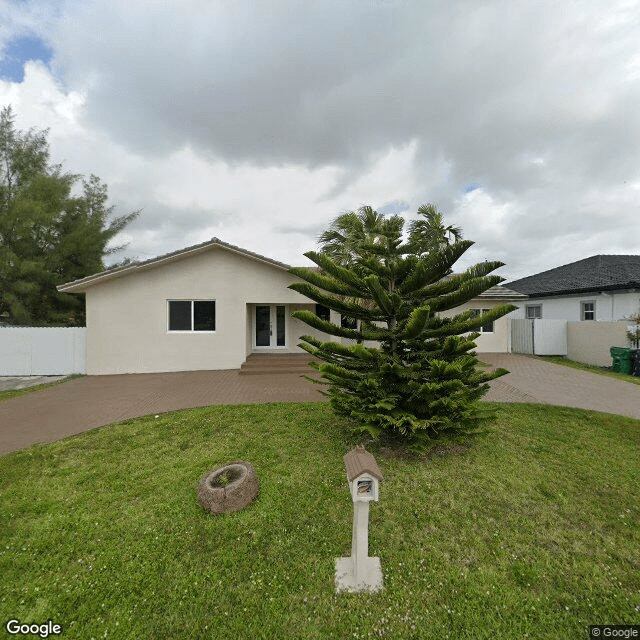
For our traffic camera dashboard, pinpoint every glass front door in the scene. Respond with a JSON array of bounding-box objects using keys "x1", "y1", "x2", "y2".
[{"x1": 254, "y1": 305, "x2": 286, "y2": 348}]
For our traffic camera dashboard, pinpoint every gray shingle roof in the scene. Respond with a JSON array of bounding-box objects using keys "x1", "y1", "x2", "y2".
[
  {"x1": 478, "y1": 285, "x2": 527, "y2": 299},
  {"x1": 506, "y1": 255, "x2": 640, "y2": 297}
]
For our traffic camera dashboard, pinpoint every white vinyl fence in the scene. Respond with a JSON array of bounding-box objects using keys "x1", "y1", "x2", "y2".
[
  {"x1": 510, "y1": 319, "x2": 568, "y2": 356},
  {"x1": 0, "y1": 327, "x2": 86, "y2": 375},
  {"x1": 511, "y1": 318, "x2": 632, "y2": 366}
]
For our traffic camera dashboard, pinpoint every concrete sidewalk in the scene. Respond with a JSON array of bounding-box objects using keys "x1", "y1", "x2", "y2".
[
  {"x1": 0, "y1": 375, "x2": 68, "y2": 392},
  {"x1": 0, "y1": 354, "x2": 638, "y2": 455}
]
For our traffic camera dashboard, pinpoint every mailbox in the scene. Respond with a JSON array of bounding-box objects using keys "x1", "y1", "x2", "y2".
[
  {"x1": 344, "y1": 445, "x2": 383, "y2": 502},
  {"x1": 335, "y1": 445, "x2": 384, "y2": 593}
]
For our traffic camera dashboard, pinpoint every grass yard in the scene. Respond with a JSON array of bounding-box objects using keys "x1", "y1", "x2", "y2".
[
  {"x1": 1, "y1": 402, "x2": 639, "y2": 639},
  {"x1": 538, "y1": 356, "x2": 640, "y2": 386}
]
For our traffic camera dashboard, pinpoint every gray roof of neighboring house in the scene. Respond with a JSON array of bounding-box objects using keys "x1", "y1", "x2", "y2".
[
  {"x1": 506, "y1": 255, "x2": 640, "y2": 297},
  {"x1": 478, "y1": 285, "x2": 526, "y2": 299}
]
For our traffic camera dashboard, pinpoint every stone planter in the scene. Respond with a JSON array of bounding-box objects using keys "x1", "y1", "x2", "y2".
[{"x1": 197, "y1": 461, "x2": 259, "y2": 515}]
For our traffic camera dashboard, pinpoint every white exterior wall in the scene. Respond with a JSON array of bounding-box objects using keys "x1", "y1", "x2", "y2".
[
  {"x1": 82, "y1": 245, "x2": 523, "y2": 374},
  {"x1": 85, "y1": 248, "x2": 312, "y2": 374},
  {"x1": 510, "y1": 291, "x2": 640, "y2": 321},
  {"x1": 288, "y1": 303, "x2": 331, "y2": 349}
]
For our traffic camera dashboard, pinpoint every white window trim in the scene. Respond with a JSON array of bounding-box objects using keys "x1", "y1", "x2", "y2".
[
  {"x1": 252, "y1": 304, "x2": 288, "y2": 349},
  {"x1": 580, "y1": 300, "x2": 596, "y2": 321},
  {"x1": 525, "y1": 304, "x2": 542, "y2": 319},
  {"x1": 471, "y1": 308, "x2": 494, "y2": 333},
  {"x1": 167, "y1": 299, "x2": 216, "y2": 333}
]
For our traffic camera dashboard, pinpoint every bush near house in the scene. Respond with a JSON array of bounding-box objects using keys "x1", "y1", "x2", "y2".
[{"x1": 626, "y1": 313, "x2": 640, "y2": 348}]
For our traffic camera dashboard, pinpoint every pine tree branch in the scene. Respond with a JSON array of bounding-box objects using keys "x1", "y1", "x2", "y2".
[
  {"x1": 293, "y1": 310, "x2": 389, "y2": 341},
  {"x1": 288, "y1": 266, "x2": 362, "y2": 297},
  {"x1": 426, "y1": 275, "x2": 504, "y2": 312},
  {"x1": 400, "y1": 304, "x2": 432, "y2": 338},
  {"x1": 408, "y1": 261, "x2": 505, "y2": 300},
  {"x1": 302, "y1": 251, "x2": 366, "y2": 288},
  {"x1": 288, "y1": 282, "x2": 385, "y2": 320},
  {"x1": 397, "y1": 240, "x2": 473, "y2": 294},
  {"x1": 364, "y1": 274, "x2": 395, "y2": 315},
  {"x1": 421, "y1": 304, "x2": 517, "y2": 338}
]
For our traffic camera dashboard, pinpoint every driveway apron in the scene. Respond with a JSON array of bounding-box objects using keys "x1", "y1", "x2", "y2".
[{"x1": 0, "y1": 354, "x2": 638, "y2": 455}]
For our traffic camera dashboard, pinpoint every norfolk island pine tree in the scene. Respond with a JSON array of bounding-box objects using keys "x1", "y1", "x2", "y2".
[{"x1": 287, "y1": 205, "x2": 518, "y2": 451}]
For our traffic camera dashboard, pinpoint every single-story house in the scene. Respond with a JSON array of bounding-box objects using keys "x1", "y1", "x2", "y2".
[
  {"x1": 506, "y1": 255, "x2": 640, "y2": 322},
  {"x1": 57, "y1": 238, "x2": 526, "y2": 375}
]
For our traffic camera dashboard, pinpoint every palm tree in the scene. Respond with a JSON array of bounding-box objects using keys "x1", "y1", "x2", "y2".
[
  {"x1": 318, "y1": 205, "x2": 403, "y2": 269},
  {"x1": 407, "y1": 204, "x2": 462, "y2": 255},
  {"x1": 317, "y1": 206, "x2": 404, "y2": 319}
]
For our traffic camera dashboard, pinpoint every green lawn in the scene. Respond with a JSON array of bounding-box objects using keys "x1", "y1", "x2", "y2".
[
  {"x1": 538, "y1": 356, "x2": 640, "y2": 386},
  {"x1": 1, "y1": 402, "x2": 639, "y2": 639}
]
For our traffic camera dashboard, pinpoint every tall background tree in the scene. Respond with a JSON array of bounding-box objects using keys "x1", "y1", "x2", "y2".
[
  {"x1": 0, "y1": 106, "x2": 139, "y2": 326},
  {"x1": 407, "y1": 203, "x2": 463, "y2": 255},
  {"x1": 288, "y1": 205, "x2": 516, "y2": 451}
]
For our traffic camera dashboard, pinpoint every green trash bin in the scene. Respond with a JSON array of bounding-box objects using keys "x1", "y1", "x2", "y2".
[{"x1": 610, "y1": 346, "x2": 633, "y2": 374}]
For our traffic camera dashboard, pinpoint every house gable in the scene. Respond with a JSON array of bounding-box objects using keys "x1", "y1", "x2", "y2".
[{"x1": 57, "y1": 237, "x2": 293, "y2": 293}]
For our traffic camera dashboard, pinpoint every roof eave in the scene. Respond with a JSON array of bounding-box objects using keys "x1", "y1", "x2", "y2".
[
  {"x1": 57, "y1": 239, "x2": 292, "y2": 293},
  {"x1": 518, "y1": 283, "x2": 640, "y2": 298}
]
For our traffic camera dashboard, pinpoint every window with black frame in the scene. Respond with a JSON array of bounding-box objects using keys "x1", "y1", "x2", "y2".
[
  {"x1": 525, "y1": 304, "x2": 542, "y2": 319},
  {"x1": 581, "y1": 301, "x2": 595, "y2": 321},
  {"x1": 168, "y1": 300, "x2": 216, "y2": 331}
]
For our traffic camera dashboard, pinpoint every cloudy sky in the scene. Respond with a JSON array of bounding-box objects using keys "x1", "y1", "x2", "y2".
[{"x1": 0, "y1": 0, "x2": 638, "y2": 282}]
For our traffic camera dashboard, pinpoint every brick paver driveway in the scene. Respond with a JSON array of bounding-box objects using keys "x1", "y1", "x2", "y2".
[
  {"x1": 0, "y1": 354, "x2": 638, "y2": 454},
  {"x1": 481, "y1": 353, "x2": 640, "y2": 419}
]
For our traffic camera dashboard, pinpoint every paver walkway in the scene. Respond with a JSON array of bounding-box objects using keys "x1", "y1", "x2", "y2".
[{"x1": 0, "y1": 354, "x2": 638, "y2": 455}]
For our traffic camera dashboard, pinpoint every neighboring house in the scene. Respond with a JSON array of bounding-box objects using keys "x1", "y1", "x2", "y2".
[
  {"x1": 57, "y1": 238, "x2": 525, "y2": 375},
  {"x1": 438, "y1": 284, "x2": 526, "y2": 353},
  {"x1": 506, "y1": 255, "x2": 640, "y2": 322}
]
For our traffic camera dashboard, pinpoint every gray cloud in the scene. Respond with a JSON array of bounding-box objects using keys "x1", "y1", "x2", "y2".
[{"x1": 2, "y1": 0, "x2": 637, "y2": 281}]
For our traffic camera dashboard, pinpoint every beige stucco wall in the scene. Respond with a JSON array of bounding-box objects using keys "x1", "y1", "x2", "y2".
[
  {"x1": 85, "y1": 246, "x2": 519, "y2": 373},
  {"x1": 567, "y1": 321, "x2": 630, "y2": 367},
  {"x1": 437, "y1": 301, "x2": 513, "y2": 353},
  {"x1": 85, "y1": 247, "x2": 312, "y2": 374}
]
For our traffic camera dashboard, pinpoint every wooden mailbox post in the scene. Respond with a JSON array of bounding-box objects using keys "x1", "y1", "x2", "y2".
[{"x1": 335, "y1": 445, "x2": 384, "y2": 593}]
